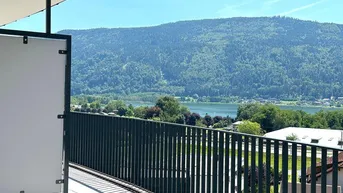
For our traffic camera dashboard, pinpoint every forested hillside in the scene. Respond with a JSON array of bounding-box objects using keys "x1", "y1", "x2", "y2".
[{"x1": 60, "y1": 17, "x2": 343, "y2": 99}]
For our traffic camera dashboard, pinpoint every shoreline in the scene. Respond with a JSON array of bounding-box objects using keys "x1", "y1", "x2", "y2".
[{"x1": 125, "y1": 100, "x2": 343, "y2": 109}]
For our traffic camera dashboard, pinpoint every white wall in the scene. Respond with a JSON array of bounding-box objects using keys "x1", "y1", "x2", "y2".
[{"x1": 0, "y1": 34, "x2": 66, "y2": 193}]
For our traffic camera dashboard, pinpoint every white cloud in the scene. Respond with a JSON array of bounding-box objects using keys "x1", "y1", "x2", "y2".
[{"x1": 278, "y1": 0, "x2": 327, "y2": 16}]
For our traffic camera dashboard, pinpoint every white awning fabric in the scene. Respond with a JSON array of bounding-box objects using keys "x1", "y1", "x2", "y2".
[{"x1": 0, "y1": 0, "x2": 65, "y2": 26}]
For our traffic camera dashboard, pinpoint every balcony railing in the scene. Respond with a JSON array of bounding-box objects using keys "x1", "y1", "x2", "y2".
[{"x1": 69, "y1": 112, "x2": 342, "y2": 193}]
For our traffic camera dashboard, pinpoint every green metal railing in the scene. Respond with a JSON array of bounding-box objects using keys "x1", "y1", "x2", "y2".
[{"x1": 69, "y1": 112, "x2": 342, "y2": 193}]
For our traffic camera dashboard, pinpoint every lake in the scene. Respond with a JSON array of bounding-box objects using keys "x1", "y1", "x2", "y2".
[{"x1": 126, "y1": 101, "x2": 340, "y2": 118}]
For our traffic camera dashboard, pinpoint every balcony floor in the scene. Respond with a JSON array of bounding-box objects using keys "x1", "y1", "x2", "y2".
[{"x1": 68, "y1": 167, "x2": 132, "y2": 193}]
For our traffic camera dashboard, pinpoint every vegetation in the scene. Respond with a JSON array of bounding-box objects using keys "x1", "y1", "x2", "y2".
[
  {"x1": 73, "y1": 95, "x2": 233, "y2": 127},
  {"x1": 286, "y1": 133, "x2": 299, "y2": 141},
  {"x1": 237, "y1": 103, "x2": 343, "y2": 132},
  {"x1": 62, "y1": 17, "x2": 343, "y2": 100},
  {"x1": 73, "y1": 94, "x2": 343, "y2": 133},
  {"x1": 237, "y1": 121, "x2": 263, "y2": 135},
  {"x1": 242, "y1": 164, "x2": 280, "y2": 192}
]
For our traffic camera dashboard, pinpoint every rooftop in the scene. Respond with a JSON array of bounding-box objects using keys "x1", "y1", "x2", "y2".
[{"x1": 264, "y1": 127, "x2": 343, "y2": 149}]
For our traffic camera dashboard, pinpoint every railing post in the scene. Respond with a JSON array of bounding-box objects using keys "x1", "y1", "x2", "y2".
[
  {"x1": 212, "y1": 130, "x2": 218, "y2": 193},
  {"x1": 291, "y1": 143, "x2": 297, "y2": 193},
  {"x1": 282, "y1": 141, "x2": 288, "y2": 193},
  {"x1": 332, "y1": 150, "x2": 338, "y2": 193},
  {"x1": 311, "y1": 146, "x2": 317, "y2": 193},
  {"x1": 218, "y1": 132, "x2": 224, "y2": 193},
  {"x1": 251, "y1": 137, "x2": 256, "y2": 193},
  {"x1": 181, "y1": 125, "x2": 186, "y2": 193},
  {"x1": 192, "y1": 128, "x2": 197, "y2": 193},
  {"x1": 274, "y1": 141, "x2": 279, "y2": 193},
  {"x1": 258, "y1": 138, "x2": 263, "y2": 193},
  {"x1": 202, "y1": 129, "x2": 207, "y2": 193},
  {"x1": 196, "y1": 128, "x2": 202, "y2": 193},
  {"x1": 207, "y1": 130, "x2": 212, "y2": 193},
  {"x1": 237, "y1": 135, "x2": 243, "y2": 193},
  {"x1": 321, "y1": 148, "x2": 327, "y2": 193},
  {"x1": 231, "y1": 133, "x2": 237, "y2": 193},
  {"x1": 244, "y1": 136, "x2": 249, "y2": 192},
  {"x1": 301, "y1": 144, "x2": 307, "y2": 193},
  {"x1": 266, "y1": 139, "x2": 271, "y2": 193},
  {"x1": 177, "y1": 126, "x2": 182, "y2": 193}
]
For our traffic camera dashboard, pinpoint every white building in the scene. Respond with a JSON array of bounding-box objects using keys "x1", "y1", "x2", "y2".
[{"x1": 264, "y1": 127, "x2": 343, "y2": 149}]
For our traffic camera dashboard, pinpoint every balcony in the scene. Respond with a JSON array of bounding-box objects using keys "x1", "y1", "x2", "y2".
[{"x1": 69, "y1": 112, "x2": 343, "y2": 193}]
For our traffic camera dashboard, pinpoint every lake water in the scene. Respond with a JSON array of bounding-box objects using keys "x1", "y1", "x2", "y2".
[{"x1": 126, "y1": 101, "x2": 340, "y2": 118}]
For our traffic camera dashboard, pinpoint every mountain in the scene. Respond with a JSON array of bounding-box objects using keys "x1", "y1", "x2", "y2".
[{"x1": 59, "y1": 17, "x2": 343, "y2": 99}]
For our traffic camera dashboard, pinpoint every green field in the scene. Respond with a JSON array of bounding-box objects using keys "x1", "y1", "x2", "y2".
[{"x1": 182, "y1": 144, "x2": 320, "y2": 171}]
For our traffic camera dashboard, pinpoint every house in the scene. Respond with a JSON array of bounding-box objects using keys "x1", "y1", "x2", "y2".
[
  {"x1": 306, "y1": 152, "x2": 343, "y2": 192},
  {"x1": 264, "y1": 127, "x2": 343, "y2": 149}
]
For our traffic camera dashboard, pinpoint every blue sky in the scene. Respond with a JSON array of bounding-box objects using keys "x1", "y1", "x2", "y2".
[{"x1": 3, "y1": 0, "x2": 342, "y2": 32}]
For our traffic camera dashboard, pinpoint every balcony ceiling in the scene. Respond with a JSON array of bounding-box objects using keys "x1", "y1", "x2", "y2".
[{"x1": 0, "y1": 0, "x2": 65, "y2": 26}]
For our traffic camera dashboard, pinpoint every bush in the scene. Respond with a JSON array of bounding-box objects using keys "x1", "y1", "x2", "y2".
[
  {"x1": 286, "y1": 133, "x2": 298, "y2": 141},
  {"x1": 242, "y1": 163, "x2": 281, "y2": 192},
  {"x1": 196, "y1": 120, "x2": 207, "y2": 128},
  {"x1": 203, "y1": 114, "x2": 213, "y2": 127},
  {"x1": 213, "y1": 122, "x2": 223, "y2": 128},
  {"x1": 237, "y1": 121, "x2": 262, "y2": 135},
  {"x1": 117, "y1": 107, "x2": 128, "y2": 116},
  {"x1": 134, "y1": 106, "x2": 148, "y2": 119}
]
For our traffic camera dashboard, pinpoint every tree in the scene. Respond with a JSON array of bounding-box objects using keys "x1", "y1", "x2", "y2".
[
  {"x1": 213, "y1": 116, "x2": 223, "y2": 124},
  {"x1": 126, "y1": 108, "x2": 134, "y2": 117},
  {"x1": 105, "y1": 100, "x2": 126, "y2": 112},
  {"x1": 128, "y1": 104, "x2": 135, "y2": 111},
  {"x1": 237, "y1": 103, "x2": 261, "y2": 121},
  {"x1": 252, "y1": 104, "x2": 279, "y2": 132},
  {"x1": 156, "y1": 96, "x2": 182, "y2": 118},
  {"x1": 196, "y1": 120, "x2": 207, "y2": 127},
  {"x1": 180, "y1": 105, "x2": 190, "y2": 115},
  {"x1": 90, "y1": 101, "x2": 101, "y2": 109},
  {"x1": 145, "y1": 106, "x2": 162, "y2": 119},
  {"x1": 134, "y1": 106, "x2": 148, "y2": 119},
  {"x1": 117, "y1": 107, "x2": 128, "y2": 116},
  {"x1": 203, "y1": 114, "x2": 213, "y2": 127},
  {"x1": 81, "y1": 103, "x2": 88, "y2": 109},
  {"x1": 184, "y1": 112, "x2": 201, "y2": 126},
  {"x1": 175, "y1": 114, "x2": 185, "y2": 124},
  {"x1": 237, "y1": 121, "x2": 262, "y2": 135}
]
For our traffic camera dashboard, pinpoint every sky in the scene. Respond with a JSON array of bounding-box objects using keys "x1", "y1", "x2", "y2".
[{"x1": 2, "y1": 0, "x2": 343, "y2": 33}]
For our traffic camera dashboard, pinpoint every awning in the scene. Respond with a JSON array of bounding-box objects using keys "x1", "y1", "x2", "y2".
[{"x1": 0, "y1": 0, "x2": 65, "y2": 26}]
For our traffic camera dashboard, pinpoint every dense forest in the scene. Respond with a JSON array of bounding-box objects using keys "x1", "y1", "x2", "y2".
[{"x1": 60, "y1": 17, "x2": 343, "y2": 99}]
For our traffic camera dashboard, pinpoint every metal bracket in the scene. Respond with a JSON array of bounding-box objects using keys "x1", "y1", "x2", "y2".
[
  {"x1": 57, "y1": 114, "x2": 65, "y2": 119},
  {"x1": 23, "y1": 36, "x2": 28, "y2": 44},
  {"x1": 58, "y1": 50, "x2": 67, "y2": 54},
  {"x1": 56, "y1": 179, "x2": 64, "y2": 184}
]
